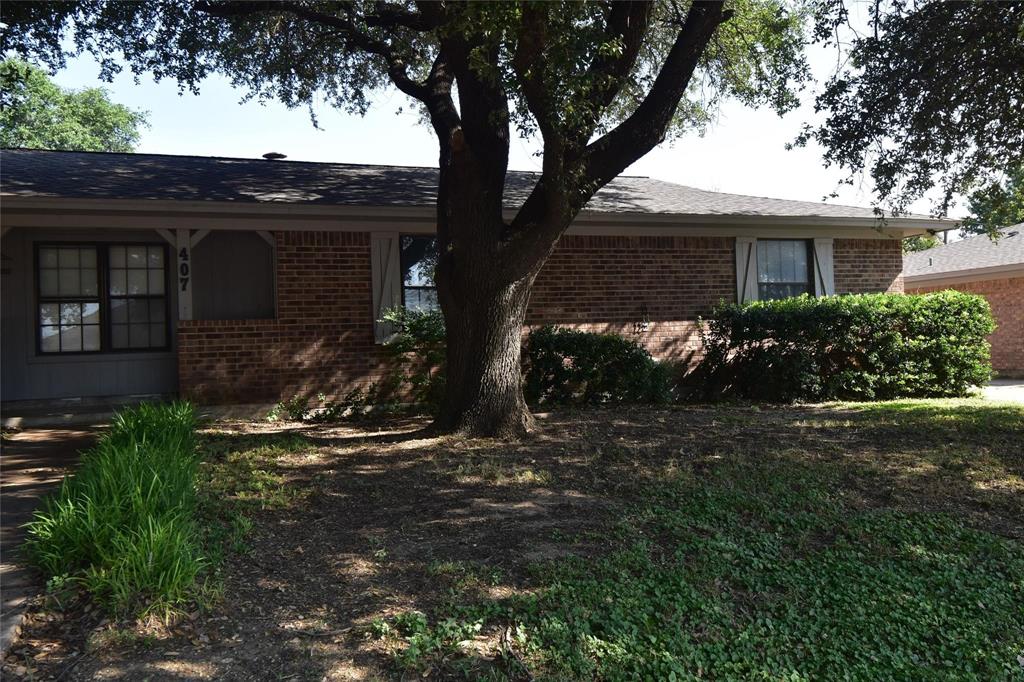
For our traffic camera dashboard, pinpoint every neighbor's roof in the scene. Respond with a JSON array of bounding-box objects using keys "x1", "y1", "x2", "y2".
[
  {"x1": 1, "y1": 148, "x2": 937, "y2": 222},
  {"x1": 904, "y1": 224, "x2": 1024, "y2": 281}
]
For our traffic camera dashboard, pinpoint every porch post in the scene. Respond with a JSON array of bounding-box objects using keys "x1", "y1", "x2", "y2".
[{"x1": 175, "y1": 228, "x2": 193, "y2": 320}]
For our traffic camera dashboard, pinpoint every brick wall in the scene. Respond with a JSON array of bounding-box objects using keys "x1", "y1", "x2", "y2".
[
  {"x1": 906, "y1": 276, "x2": 1024, "y2": 376},
  {"x1": 834, "y1": 238, "x2": 904, "y2": 294},
  {"x1": 528, "y1": 235, "x2": 735, "y2": 363},
  {"x1": 178, "y1": 231, "x2": 391, "y2": 403},
  {"x1": 178, "y1": 231, "x2": 907, "y2": 403}
]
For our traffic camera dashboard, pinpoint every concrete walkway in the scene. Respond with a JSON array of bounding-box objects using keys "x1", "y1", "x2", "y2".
[
  {"x1": 1, "y1": 428, "x2": 95, "y2": 654},
  {"x1": 982, "y1": 379, "x2": 1024, "y2": 404}
]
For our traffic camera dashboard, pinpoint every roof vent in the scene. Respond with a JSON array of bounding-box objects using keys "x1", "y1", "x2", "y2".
[
  {"x1": 1007, "y1": 230, "x2": 1019, "y2": 238},
  {"x1": 262, "y1": 152, "x2": 287, "y2": 161},
  {"x1": 928, "y1": 257, "x2": 933, "y2": 267}
]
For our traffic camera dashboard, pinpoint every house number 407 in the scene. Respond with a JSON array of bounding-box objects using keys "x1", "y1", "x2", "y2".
[{"x1": 178, "y1": 247, "x2": 190, "y2": 292}]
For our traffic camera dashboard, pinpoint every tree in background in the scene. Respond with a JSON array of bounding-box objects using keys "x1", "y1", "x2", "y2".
[
  {"x1": 961, "y1": 166, "x2": 1024, "y2": 235},
  {"x1": 2, "y1": 1, "x2": 1022, "y2": 437},
  {"x1": 902, "y1": 234, "x2": 940, "y2": 254},
  {"x1": 798, "y1": 1, "x2": 1023, "y2": 218},
  {"x1": 0, "y1": 58, "x2": 147, "y2": 151}
]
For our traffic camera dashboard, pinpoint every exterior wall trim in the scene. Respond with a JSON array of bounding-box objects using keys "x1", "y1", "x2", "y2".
[{"x1": 1, "y1": 195, "x2": 952, "y2": 236}]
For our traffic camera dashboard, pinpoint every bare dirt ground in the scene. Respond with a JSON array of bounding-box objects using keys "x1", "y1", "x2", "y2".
[{"x1": 4, "y1": 402, "x2": 1022, "y2": 680}]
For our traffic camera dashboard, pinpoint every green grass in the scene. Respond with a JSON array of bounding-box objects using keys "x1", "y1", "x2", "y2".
[
  {"x1": 376, "y1": 401, "x2": 1024, "y2": 680},
  {"x1": 23, "y1": 402, "x2": 206, "y2": 619}
]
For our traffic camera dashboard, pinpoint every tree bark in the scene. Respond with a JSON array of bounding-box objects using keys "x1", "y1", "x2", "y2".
[{"x1": 434, "y1": 267, "x2": 536, "y2": 438}]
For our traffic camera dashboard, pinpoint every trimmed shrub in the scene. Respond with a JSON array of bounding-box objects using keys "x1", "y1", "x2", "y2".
[
  {"x1": 23, "y1": 402, "x2": 204, "y2": 617},
  {"x1": 694, "y1": 291, "x2": 995, "y2": 402},
  {"x1": 524, "y1": 326, "x2": 671, "y2": 406}
]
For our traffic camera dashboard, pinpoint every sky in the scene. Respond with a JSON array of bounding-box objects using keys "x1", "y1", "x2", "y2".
[{"x1": 48, "y1": 29, "x2": 963, "y2": 220}]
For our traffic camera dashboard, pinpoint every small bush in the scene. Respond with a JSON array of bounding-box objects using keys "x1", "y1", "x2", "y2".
[
  {"x1": 381, "y1": 306, "x2": 447, "y2": 411},
  {"x1": 695, "y1": 291, "x2": 995, "y2": 402},
  {"x1": 523, "y1": 326, "x2": 671, "y2": 406},
  {"x1": 23, "y1": 402, "x2": 205, "y2": 618}
]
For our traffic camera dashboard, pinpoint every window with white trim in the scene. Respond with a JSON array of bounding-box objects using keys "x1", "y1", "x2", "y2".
[
  {"x1": 756, "y1": 239, "x2": 812, "y2": 300},
  {"x1": 36, "y1": 243, "x2": 169, "y2": 354}
]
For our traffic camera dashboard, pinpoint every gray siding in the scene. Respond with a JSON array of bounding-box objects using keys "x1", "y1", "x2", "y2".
[
  {"x1": 193, "y1": 231, "x2": 275, "y2": 320},
  {"x1": 1, "y1": 227, "x2": 178, "y2": 402}
]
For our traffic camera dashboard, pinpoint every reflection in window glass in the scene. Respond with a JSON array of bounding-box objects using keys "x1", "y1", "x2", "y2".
[
  {"x1": 37, "y1": 243, "x2": 168, "y2": 354},
  {"x1": 400, "y1": 236, "x2": 439, "y2": 312},
  {"x1": 757, "y1": 240, "x2": 812, "y2": 301},
  {"x1": 37, "y1": 247, "x2": 101, "y2": 353}
]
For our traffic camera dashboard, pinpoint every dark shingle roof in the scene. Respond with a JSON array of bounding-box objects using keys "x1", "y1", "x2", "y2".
[
  {"x1": 904, "y1": 225, "x2": 1024, "y2": 279},
  {"x1": 1, "y1": 148, "x2": 927, "y2": 221}
]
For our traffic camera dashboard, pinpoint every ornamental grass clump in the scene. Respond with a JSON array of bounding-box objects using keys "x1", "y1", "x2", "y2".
[
  {"x1": 695, "y1": 291, "x2": 995, "y2": 402},
  {"x1": 24, "y1": 401, "x2": 204, "y2": 618}
]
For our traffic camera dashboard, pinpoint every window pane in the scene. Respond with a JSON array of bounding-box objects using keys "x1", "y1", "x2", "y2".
[
  {"x1": 401, "y1": 236, "x2": 438, "y2": 287},
  {"x1": 81, "y1": 268, "x2": 98, "y2": 296},
  {"x1": 39, "y1": 248, "x2": 58, "y2": 268},
  {"x1": 82, "y1": 326, "x2": 101, "y2": 351},
  {"x1": 59, "y1": 269, "x2": 81, "y2": 296},
  {"x1": 110, "y1": 246, "x2": 126, "y2": 268},
  {"x1": 112, "y1": 324, "x2": 129, "y2": 349},
  {"x1": 126, "y1": 246, "x2": 147, "y2": 267},
  {"x1": 757, "y1": 240, "x2": 809, "y2": 286},
  {"x1": 60, "y1": 325, "x2": 82, "y2": 352},
  {"x1": 127, "y1": 269, "x2": 148, "y2": 295},
  {"x1": 41, "y1": 326, "x2": 60, "y2": 352},
  {"x1": 80, "y1": 248, "x2": 97, "y2": 268},
  {"x1": 129, "y1": 323, "x2": 149, "y2": 348},
  {"x1": 39, "y1": 270, "x2": 59, "y2": 296},
  {"x1": 110, "y1": 298, "x2": 128, "y2": 324},
  {"x1": 128, "y1": 299, "x2": 149, "y2": 323},
  {"x1": 149, "y1": 323, "x2": 166, "y2": 347},
  {"x1": 58, "y1": 248, "x2": 79, "y2": 268},
  {"x1": 148, "y1": 246, "x2": 164, "y2": 268},
  {"x1": 82, "y1": 302, "x2": 100, "y2": 325},
  {"x1": 148, "y1": 299, "x2": 165, "y2": 322},
  {"x1": 148, "y1": 269, "x2": 165, "y2": 295},
  {"x1": 109, "y1": 269, "x2": 127, "y2": 295},
  {"x1": 400, "y1": 236, "x2": 439, "y2": 311},
  {"x1": 39, "y1": 303, "x2": 60, "y2": 326},
  {"x1": 60, "y1": 302, "x2": 82, "y2": 325}
]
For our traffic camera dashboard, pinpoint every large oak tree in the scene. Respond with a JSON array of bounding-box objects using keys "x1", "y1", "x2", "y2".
[{"x1": 3, "y1": 1, "x2": 1022, "y2": 437}]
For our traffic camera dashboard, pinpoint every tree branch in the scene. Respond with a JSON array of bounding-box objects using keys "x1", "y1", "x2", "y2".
[
  {"x1": 579, "y1": 0, "x2": 731, "y2": 201},
  {"x1": 568, "y1": 0, "x2": 654, "y2": 151},
  {"x1": 195, "y1": 0, "x2": 432, "y2": 103},
  {"x1": 503, "y1": 0, "x2": 730, "y2": 280}
]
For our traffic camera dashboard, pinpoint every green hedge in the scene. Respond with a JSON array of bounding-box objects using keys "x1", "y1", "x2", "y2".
[
  {"x1": 524, "y1": 326, "x2": 671, "y2": 406},
  {"x1": 694, "y1": 291, "x2": 995, "y2": 402},
  {"x1": 24, "y1": 402, "x2": 204, "y2": 617}
]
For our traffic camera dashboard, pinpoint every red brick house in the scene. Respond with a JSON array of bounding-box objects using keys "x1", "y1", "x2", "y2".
[
  {"x1": 904, "y1": 225, "x2": 1024, "y2": 377},
  {"x1": 1, "y1": 149, "x2": 952, "y2": 405}
]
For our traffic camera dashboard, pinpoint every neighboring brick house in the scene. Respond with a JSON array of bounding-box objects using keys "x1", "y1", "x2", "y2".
[
  {"x1": 1, "y1": 149, "x2": 947, "y2": 405},
  {"x1": 904, "y1": 225, "x2": 1024, "y2": 377}
]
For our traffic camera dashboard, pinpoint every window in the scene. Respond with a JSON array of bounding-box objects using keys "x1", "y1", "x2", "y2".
[
  {"x1": 38, "y1": 246, "x2": 101, "y2": 352},
  {"x1": 756, "y1": 239, "x2": 812, "y2": 300},
  {"x1": 400, "y1": 236, "x2": 438, "y2": 312},
  {"x1": 36, "y1": 243, "x2": 169, "y2": 354}
]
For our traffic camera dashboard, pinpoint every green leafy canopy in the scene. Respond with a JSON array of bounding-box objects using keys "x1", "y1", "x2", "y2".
[
  {"x1": 0, "y1": 1, "x2": 808, "y2": 140},
  {"x1": 0, "y1": 57, "x2": 148, "y2": 151}
]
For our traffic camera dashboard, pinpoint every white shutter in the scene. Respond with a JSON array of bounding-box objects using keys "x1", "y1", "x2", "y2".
[
  {"x1": 371, "y1": 232, "x2": 401, "y2": 343},
  {"x1": 812, "y1": 238, "x2": 835, "y2": 296},
  {"x1": 735, "y1": 237, "x2": 759, "y2": 304}
]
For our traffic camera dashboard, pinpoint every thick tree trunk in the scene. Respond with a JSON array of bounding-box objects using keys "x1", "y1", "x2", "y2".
[{"x1": 434, "y1": 272, "x2": 535, "y2": 438}]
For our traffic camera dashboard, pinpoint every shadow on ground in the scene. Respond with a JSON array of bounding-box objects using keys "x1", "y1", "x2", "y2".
[{"x1": 4, "y1": 402, "x2": 1022, "y2": 680}]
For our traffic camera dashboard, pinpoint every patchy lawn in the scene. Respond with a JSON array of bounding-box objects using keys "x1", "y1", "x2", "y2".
[{"x1": 5, "y1": 399, "x2": 1023, "y2": 680}]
